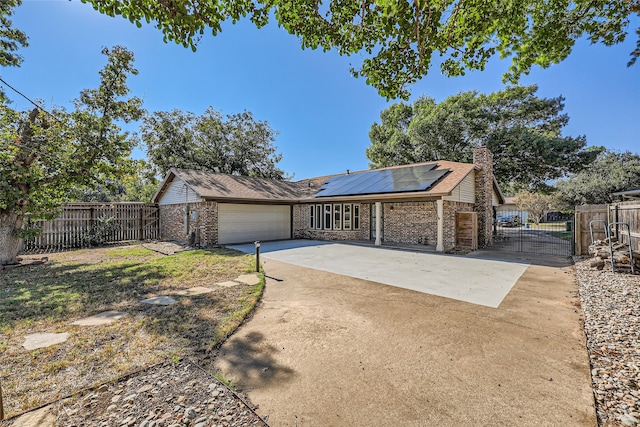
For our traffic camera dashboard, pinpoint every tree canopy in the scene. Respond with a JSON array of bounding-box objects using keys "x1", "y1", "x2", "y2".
[
  {"x1": 0, "y1": 46, "x2": 144, "y2": 264},
  {"x1": 72, "y1": 159, "x2": 159, "y2": 203},
  {"x1": 141, "y1": 107, "x2": 286, "y2": 179},
  {"x1": 366, "y1": 85, "x2": 600, "y2": 192},
  {"x1": 81, "y1": 0, "x2": 637, "y2": 99},
  {"x1": 514, "y1": 191, "x2": 556, "y2": 224},
  {"x1": 0, "y1": 0, "x2": 28, "y2": 101},
  {"x1": 555, "y1": 150, "x2": 640, "y2": 206}
]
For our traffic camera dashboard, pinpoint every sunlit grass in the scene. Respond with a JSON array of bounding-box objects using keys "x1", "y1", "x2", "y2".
[{"x1": 0, "y1": 244, "x2": 264, "y2": 418}]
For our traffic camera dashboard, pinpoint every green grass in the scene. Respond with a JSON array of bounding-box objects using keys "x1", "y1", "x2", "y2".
[{"x1": 0, "y1": 244, "x2": 264, "y2": 417}]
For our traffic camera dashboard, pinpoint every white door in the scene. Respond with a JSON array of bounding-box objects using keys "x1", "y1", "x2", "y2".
[{"x1": 218, "y1": 203, "x2": 291, "y2": 244}]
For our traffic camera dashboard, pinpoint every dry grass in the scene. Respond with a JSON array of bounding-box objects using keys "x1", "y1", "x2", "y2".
[{"x1": 0, "y1": 244, "x2": 263, "y2": 418}]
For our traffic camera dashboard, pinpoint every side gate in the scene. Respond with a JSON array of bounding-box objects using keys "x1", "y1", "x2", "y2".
[{"x1": 493, "y1": 209, "x2": 575, "y2": 256}]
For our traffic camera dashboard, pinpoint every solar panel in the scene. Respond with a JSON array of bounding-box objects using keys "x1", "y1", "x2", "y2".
[{"x1": 315, "y1": 164, "x2": 450, "y2": 198}]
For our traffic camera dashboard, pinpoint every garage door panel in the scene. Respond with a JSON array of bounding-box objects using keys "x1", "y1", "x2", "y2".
[{"x1": 218, "y1": 204, "x2": 290, "y2": 244}]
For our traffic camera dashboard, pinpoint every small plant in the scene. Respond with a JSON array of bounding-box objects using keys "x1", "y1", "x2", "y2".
[
  {"x1": 214, "y1": 371, "x2": 236, "y2": 391},
  {"x1": 171, "y1": 355, "x2": 180, "y2": 366}
]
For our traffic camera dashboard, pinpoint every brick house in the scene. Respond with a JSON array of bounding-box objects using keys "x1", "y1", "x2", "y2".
[{"x1": 153, "y1": 146, "x2": 504, "y2": 252}]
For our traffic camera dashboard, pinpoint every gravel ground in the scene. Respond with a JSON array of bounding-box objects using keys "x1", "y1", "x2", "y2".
[
  {"x1": 3, "y1": 358, "x2": 268, "y2": 427},
  {"x1": 575, "y1": 257, "x2": 640, "y2": 427}
]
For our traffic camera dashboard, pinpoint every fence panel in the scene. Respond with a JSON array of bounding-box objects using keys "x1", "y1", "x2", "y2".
[
  {"x1": 575, "y1": 205, "x2": 609, "y2": 255},
  {"x1": 611, "y1": 201, "x2": 640, "y2": 252},
  {"x1": 22, "y1": 203, "x2": 159, "y2": 253}
]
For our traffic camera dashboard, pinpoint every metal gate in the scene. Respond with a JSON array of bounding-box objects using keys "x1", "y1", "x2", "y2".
[{"x1": 493, "y1": 210, "x2": 575, "y2": 256}]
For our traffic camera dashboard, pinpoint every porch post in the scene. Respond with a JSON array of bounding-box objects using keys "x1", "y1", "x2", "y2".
[
  {"x1": 436, "y1": 199, "x2": 444, "y2": 252},
  {"x1": 375, "y1": 201, "x2": 382, "y2": 246}
]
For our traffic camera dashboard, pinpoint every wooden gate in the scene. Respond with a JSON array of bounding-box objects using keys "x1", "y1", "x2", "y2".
[{"x1": 456, "y1": 212, "x2": 478, "y2": 250}]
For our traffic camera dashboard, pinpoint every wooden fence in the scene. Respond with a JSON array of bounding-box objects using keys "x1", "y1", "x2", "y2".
[
  {"x1": 575, "y1": 202, "x2": 640, "y2": 255},
  {"x1": 611, "y1": 201, "x2": 640, "y2": 251},
  {"x1": 22, "y1": 203, "x2": 159, "y2": 252}
]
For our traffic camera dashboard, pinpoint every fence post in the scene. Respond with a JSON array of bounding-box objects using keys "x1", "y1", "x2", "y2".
[
  {"x1": 139, "y1": 207, "x2": 144, "y2": 240},
  {"x1": 1, "y1": 378, "x2": 4, "y2": 421},
  {"x1": 575, "y1": 211, "x2": 582, "y2": 256}
]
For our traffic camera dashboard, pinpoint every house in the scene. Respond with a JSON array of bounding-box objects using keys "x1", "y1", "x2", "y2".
[
  {"x1": 613, "y1": 187, "x2": 640, "y2": 200},
  {"x1": 496, "y1": 197, "x2": 529, "y2": 224},
  {"x1": 152, "y1": 146, "x2": 504, "y2": 252}
]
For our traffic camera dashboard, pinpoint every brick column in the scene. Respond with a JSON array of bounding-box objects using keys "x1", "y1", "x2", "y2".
[{"x1": 473, "y1": 146, "x2": 494, "y2": 247}]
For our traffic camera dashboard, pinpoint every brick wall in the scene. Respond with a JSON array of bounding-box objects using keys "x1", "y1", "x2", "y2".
[
  {"x1": 159, "y1": 201, "x2": 218, "y2": 246},
  {"x1": 382, "y1": 201, "x2": 474, "y2": 250},
  {"x1": 293, "y1": 203, "x2": 370, "y2": 241},
  {"x1": 473, "y1": 146, "x2": 494, "y2": 247}
]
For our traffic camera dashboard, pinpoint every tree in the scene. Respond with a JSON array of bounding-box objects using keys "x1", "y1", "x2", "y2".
[
  {"x1": 141, "y1": 107, "x2": 286, "y2": 179},
  {"x1": 72, "y1": 160, "x2": 159, "y2": 203},
  {"x1": 80, "y1": 0, "x2": 637, "y2": 99},
  {"x1": 514, "y1": 191, "x2": 555, "y2": 224},
  {"x1": 0, "y1": 46, "x2": 143, "y2": 265},
  {"x1": 366, "y1": 85, "x2": 600, "y2": 191},
  {"x1": 0, "y1": 0, "x2": 28, "y2": 101},
  {"x1": 555, "y1": 151, "x2": 640, "y2": 206}
]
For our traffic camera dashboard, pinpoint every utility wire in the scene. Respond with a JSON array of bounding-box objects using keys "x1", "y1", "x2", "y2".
[{"x1": 0, "y1": 76, "x2": 130, "y2": 161}]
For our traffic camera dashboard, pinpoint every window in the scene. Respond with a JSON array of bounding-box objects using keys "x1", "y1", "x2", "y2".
[
  {"x1": 309, "y1": 205, "x2": 315, "y2": 229},
  {"x1": 324, "y1": 205, "x2": 332, "y2": 230},
  {"x1": 353, "y1": 204, "x2": 360, "y2": 230},
  {"x1": 343, "y1": 204, "x2": 352, "y2": 230},
  {"x1": 315, "y1": 204, "x2": 322, "y2": 229},
  {"x1": 310, "y1": 203, "x2": 360, "y2": 231},
  {"x1": 333, "y1": 204, "x2": 342, "y2": 230}
]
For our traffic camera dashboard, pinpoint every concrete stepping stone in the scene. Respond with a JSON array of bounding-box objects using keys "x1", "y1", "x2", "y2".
[
  {"x1": 23, "y1": 332, "x2": 69, "y2": 350},
  {"x1": 235, "y1": 273, "x2": 261, "y2": 286},
  {"x1": 140, "y1": 295, "x2": 177, "y2": 305},
  {"x1": 171, "y1": 286, "x2": 213, "y2": 296},
  {"x1": 71, "y1": 311, "x2": 126, "y2": 326},
  {"x1": 217, "y1": 281, "x2": 240, "y2": 288}
]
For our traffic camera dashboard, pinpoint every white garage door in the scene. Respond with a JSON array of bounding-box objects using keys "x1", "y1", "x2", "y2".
[{"x1": 218, "y1": 203, "x2": 291, "y2": 244}]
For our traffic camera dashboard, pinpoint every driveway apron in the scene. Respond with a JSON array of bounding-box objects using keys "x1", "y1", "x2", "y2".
[{"x1": 215, "y1": 246, "x2": 595, "y2": 426}]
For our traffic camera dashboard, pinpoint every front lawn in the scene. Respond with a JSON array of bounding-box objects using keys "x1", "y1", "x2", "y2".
[{"x1": 0, "y1": 245, "x2": 262, "y2": 418}]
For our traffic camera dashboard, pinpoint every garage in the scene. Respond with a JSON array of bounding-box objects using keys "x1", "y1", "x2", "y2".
[{"x1": 218, "y1": 203, "x2": 291, "y2": 244}]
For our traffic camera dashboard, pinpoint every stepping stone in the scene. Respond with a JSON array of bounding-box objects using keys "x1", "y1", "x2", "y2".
[
  {"x1": 10, "y1": 405, "x2": 56, "y2": 427},
  {"x1": 171, "y1": 286, "x2": 213, "y2": 296},
  {"x1": 140, "y1": 295, "x2": 177, "y2": 305},
  {"x1": 217, "y1": 281, "x2": 240, "y2": 288},
  {"x1": 23, "y1": 332, "x2": 69, "y2": 350},
  {"x1": 235, "y1": 274, "x2": 261, "y2": 286},
  {"x1": 71, "y1": 311, "x2": 126, "y2": 326}
]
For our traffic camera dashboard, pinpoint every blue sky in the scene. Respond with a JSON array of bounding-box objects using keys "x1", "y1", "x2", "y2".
[{"x1": 2, "y1": 0, "x2": 639, "y2": 179}]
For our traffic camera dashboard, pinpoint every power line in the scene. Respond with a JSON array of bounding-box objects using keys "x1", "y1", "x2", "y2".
[{"x1": 0, "y1": 76, "x2": 133, "y2": 161}]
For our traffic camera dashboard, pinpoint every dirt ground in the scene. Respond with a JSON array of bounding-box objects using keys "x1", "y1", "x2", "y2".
[{"x1": 214, "y1": 251, "x2": 596, "y2": 426}]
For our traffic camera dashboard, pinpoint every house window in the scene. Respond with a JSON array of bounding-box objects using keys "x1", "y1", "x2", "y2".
[
  {"x1": 353, "y1": 204, "x2": 360, "y2": 230},
  {"x1": 333, "y1": 204, "x2": 342, "y2": 230},
  {"x1": 324, "y1": 205, "x2": 332, "y2": 230},
  {"x1": 315, "y1": 204, "x2": 322, "y2": 229},
  {"x1": 309, "y1": 205, "x2": 315, "y2": 229},
  {"x1": 343, "y1": 204, "x2": 352, "y2": 230}
]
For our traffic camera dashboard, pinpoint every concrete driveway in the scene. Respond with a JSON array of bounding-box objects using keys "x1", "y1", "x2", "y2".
[
  {"x1": 229, "y1": 240, "x2": 529, "y2": 308},
  {"x1": 217, "y1": 243, "x2": 595, "y2": 426}
]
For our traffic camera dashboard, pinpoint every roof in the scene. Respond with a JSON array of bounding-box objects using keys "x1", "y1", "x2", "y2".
[
  {"x1": 612, "y1": 187, "x2": 640, "y2": 199},
  {"x1": 153, "y1": 169, "x2": 306, "y2": 203},
  {"x1": 299, "y1": 161, "x2": 476, "y2": 202},
  {"x1": 314, "y1": 163, "x2": 450, "y2": 198},
  {"x1": 153, "y1": 160, "x2": 504, "y2": 204}
]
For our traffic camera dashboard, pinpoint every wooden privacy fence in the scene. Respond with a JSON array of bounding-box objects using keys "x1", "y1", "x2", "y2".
[
  {"x1": 611, "y1": 201, "x2": 640, "y2": 251},
  {"x1": 575, "y1": 202, "x2": 640, "y2": 255},
  {"x1": 22, "y1": 203, "x2": 159, "y2": 252}
]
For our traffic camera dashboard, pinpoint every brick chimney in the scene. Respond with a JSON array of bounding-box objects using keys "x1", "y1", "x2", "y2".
[{"x1": 473, "y1": 146, "x2": 494, "y2": 247}]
